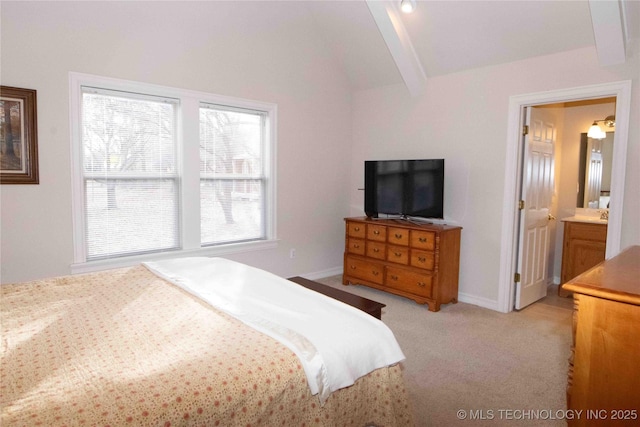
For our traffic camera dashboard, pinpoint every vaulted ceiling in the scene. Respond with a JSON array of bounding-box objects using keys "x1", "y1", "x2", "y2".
[{"x1": 304, "y1": 0, "x2": 640, "y2": 94}]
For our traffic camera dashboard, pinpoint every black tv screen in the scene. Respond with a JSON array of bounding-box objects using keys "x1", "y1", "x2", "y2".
[{"x1": 364, "y1": 159, "x2": 444, "y2": 219}]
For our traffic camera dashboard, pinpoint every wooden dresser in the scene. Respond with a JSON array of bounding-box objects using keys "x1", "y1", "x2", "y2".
[
  {"x1": 562, "y1": 245, "x2": 640, "y2": 426},
  {"x1": 342, "y1": 217, "x2": 461, "y2": 312}
]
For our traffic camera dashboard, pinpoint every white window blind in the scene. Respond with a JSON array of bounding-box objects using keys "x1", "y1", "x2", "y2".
[
  {"x1": 199, "y1": 104, "x2": 266, "y2": 245},
  {"x1": 81, "y1": 87, "x2": 179, "y2": 260}
]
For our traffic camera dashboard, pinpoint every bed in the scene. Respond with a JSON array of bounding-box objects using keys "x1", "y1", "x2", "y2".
[{"x1": 1, "y1": 257, "x2": 414, "y2": 426}]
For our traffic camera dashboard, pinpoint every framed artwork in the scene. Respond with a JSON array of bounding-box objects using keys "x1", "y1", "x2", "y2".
[{"x1": 1, "y1": 86, "x2": 39, "y2": 184}]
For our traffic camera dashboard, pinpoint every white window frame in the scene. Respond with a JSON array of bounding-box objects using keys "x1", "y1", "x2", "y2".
[{"x1": 69, "y1": 72, "x2": 277, "y2": 274}]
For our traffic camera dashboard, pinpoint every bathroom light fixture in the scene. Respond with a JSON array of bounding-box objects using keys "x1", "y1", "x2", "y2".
[
  {"x1": 400, "y1": 0, "x2": 416, "y2": 13},
  {"x1": 587, "y1": 115, "x2": 615, "y2": 140},
  {"x1": 602, "y1": 115, "x2": 615, "y2": 127},
  {"x1": 587, "y1": 122, "x2": 607, "y2": 139}
]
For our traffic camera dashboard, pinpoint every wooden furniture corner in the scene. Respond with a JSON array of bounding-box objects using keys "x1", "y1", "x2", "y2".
[
  {"x1": 288, "y1": 276, "x2": 386, "y2": 320},
  {"x1": 562, "y1": 245, "x2": 640, "y2": 426}
]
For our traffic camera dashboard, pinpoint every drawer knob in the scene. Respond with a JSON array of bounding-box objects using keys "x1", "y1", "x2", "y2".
[
  {"x1": 350, "y1": 265, "x2": 356, "y2": 270},
  {"x1": 373, "y1": 248, "x2": 379, "y2": 253},
  {"x1": 417, "y1": 282, "x2": 426, "y2": 287},
  {"x1": 353, "y1": 244, "x2": 360, "y2": 249},
  {"x1": 419, "y1": 237, "x2": 427, "y2": 243},
  {"x1": 372, "y1": 271, "x2": 379, "y2": 276},
  {"x1": 394, "y1": 252, "x2": 402, "y2": 257},
  {"x1": 354, "y1": 227, "x2": 360, "y2": 231},
  {"x1": 390, "y1": 275, "x2": 398, "y2": 280},
  {"x1": 374, "y1": 230, "x2": 380, "y2": 235},
  {"x1": 418, "y1": 256, "x2": 426, "y2": 262},
  {"x1": 395, "y1": 233, "x2": 402, "y2": 239}
]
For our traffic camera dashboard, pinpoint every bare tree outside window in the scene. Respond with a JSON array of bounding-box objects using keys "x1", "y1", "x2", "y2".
[
  {"x1": 72, "y1": 75, "x2": 274, "y2": 263},
  {"x1": 82, "y1": 91, "x2": 178, "y2": 258},
  {"x1": 200, "y1": 105, "x2": 264, "y2": 245}
]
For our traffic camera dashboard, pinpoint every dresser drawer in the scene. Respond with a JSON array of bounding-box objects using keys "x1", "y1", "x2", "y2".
[
  {"x1": 347, "y1": 222, "x2": 366, "y2": 239},
  {"x1": 410, "y1": 249, "x2": 435, "y2": 270},
  {"x1": 366, "y1": 241, "x2": 386, "y2": 260},
  {"x1": 347, "y1": 238, "x2": 365, "y2": 256},
  {"x1": 367, "y1": 224, "x2": 387, "y2": 242},
  {"x1": 411, "y1": 230, "x2": 436, "y2": 251},
  {"x1": 386, "y1": 266, "x2": 433, "y2": 298},
  {"x1": 344, "y1": 256, "x2": 384, "y2": 285},
  {"x1": 388, "y1": 227, "x2": 409, "y2": 246},
  {"x1": 387, "y1": 245, "x2": 409, "y2": 265}
]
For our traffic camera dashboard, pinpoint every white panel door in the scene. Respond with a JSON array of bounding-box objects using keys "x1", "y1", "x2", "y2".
[{"x1": 515, "y1": 107, "x2": 556, "y2": 310}]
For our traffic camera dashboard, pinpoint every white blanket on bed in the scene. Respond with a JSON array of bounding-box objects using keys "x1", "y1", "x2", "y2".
[{"x1": 143, "y1": 257, "x2": 405, "y2": 404}]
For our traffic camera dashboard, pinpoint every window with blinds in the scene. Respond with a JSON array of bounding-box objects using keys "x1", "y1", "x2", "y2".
[
  {"x1": 70, "y1": 73, "x2": 276, "y2": 269},
  {"x1": 82, "y1": 88, "x2": 179, "y2": 259},
  {"x1": 199, "y1": 104, "x2": 266, "y2": 246}
]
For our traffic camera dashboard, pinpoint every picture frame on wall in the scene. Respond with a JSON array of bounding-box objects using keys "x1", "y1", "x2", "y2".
[{"x1": 1, "y1": 86, "x2": 39, "y2": 184}]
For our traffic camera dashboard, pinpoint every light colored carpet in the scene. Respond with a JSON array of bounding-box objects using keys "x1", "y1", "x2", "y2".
[{"x1": 315, "y1": 276, "x2": 573, "y2": 427}]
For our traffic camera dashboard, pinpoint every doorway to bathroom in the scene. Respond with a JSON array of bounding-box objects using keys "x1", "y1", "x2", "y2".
[{"x1": 497, "y1": 81, "x2": 632, "y2": 313}]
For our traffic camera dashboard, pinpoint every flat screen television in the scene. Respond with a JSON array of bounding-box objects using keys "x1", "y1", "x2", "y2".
[{"x1": 364, "y1": 159, "x2": 444, "y2": 220}]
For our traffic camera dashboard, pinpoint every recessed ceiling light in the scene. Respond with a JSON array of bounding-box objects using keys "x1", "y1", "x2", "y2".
[{"x1": 400, "y1": 0, "x2": 416, "y2": 14}]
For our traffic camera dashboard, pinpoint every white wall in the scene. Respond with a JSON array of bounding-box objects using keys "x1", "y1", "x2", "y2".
[
  {"x1": 0, "y1": 1, "x2": 352, "y2": 283},
  {"x1": 350, "y1": 46, "x2": 639, "y2": 307}
]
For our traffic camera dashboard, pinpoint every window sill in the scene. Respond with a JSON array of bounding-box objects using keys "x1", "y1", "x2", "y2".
[{"x1": 70, "y1": 239, "x2": 279, "y2": 275}]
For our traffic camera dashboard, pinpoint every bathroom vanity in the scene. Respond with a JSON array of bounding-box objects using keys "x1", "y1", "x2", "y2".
[{"x1": 559, "y1": 216, "x2": 607, "y2": 296}]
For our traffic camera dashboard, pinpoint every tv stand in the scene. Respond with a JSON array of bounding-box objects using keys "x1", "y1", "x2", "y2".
[
  {"x1": 399, "y1": 216, "x2": 432, "y2": 226},
  {"x1": 343, "y1": 217, "x2": 462, "y2": 312},
  {"x1": 368, "y1": 215, "x2": 434, "y2": 226}
]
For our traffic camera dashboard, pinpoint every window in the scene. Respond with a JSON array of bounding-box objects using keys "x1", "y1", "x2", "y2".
[
  {"x1": 81, "y1": 88, "x2": 179, "y2": 259},
  {"x1": 199, "y1": 104, "x2": 266, "y2": 246},
  {"x1": 70, "y1": 73, "x2": 276, "y2": 273}
]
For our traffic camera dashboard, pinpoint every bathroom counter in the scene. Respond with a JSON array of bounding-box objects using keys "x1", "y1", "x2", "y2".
[{"x1": 561, "y1": 215, "x2": 608, "y2": 225}]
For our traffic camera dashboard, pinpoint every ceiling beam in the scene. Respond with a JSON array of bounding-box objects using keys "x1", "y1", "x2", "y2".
[
  {"x1": 366, "y1": 0, "x2": 426, "y2": 97},
  {"x1": 589, "y1": 0, "x2": 627, "y2": 66}
]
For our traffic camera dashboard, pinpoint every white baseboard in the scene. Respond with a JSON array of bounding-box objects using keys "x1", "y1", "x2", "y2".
[
  {"x1": 301, "y1": 266, "x2": 343, "y2": 281},
  {"x1": 457, "y1": 292, "x2": 500, "y2": 312}
]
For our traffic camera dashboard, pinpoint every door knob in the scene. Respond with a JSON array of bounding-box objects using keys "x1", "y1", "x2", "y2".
[{"x1": 548, "y1": 214, "x2": 556, "y2": 221}]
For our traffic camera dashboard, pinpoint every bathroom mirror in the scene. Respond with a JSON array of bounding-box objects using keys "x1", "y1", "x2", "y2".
[{"x1": 576, "y1": 132, "x2": 614, "y2": 208}]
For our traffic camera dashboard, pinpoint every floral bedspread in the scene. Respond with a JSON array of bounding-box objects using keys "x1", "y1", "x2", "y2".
[{"x1": 1, "y1": 265, "x2": 414, "y2": 426}]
